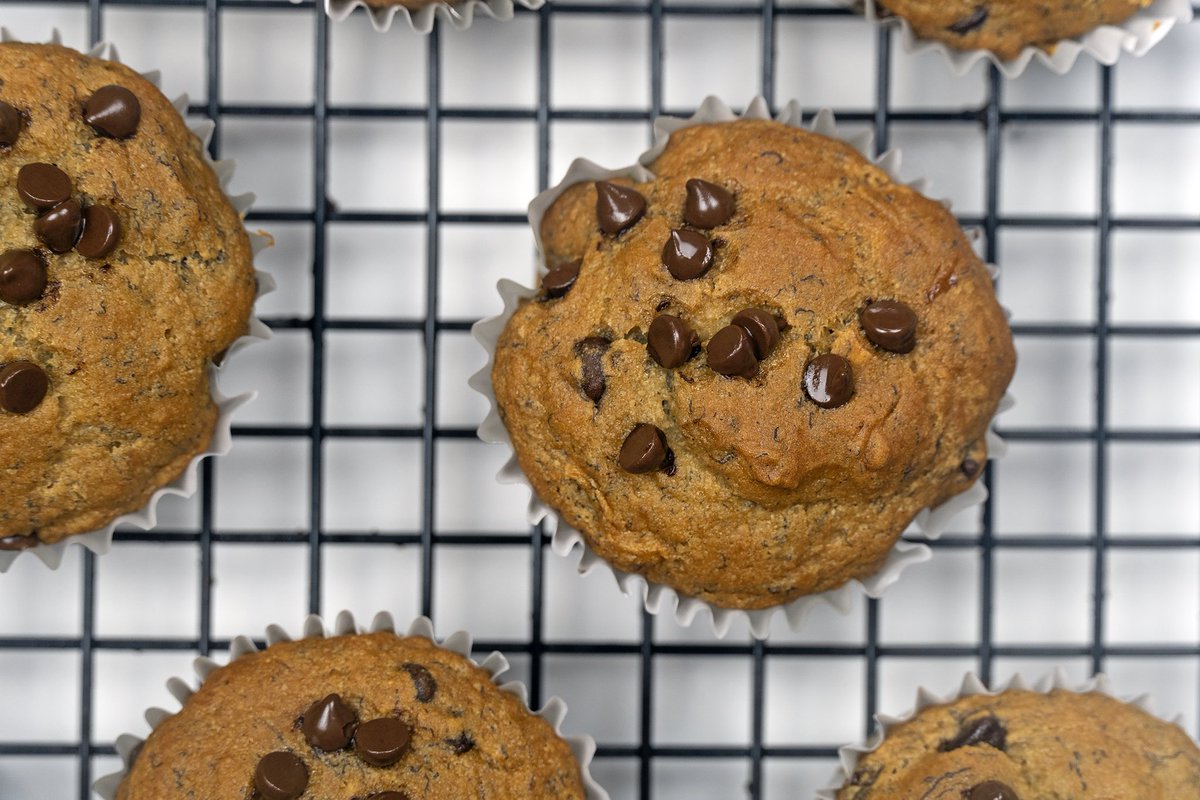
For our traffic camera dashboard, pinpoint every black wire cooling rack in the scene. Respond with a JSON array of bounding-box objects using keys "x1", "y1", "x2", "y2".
[{"x1": 1, "y1": 2, "x2": 1199, "y2": 799}]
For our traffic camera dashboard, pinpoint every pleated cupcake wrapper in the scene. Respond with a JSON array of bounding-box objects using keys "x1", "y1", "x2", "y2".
[
  {"x1": 321, "y1": 0, "x2": 543, "y2": 34},
  {"x1": 92, "y1": 610, "x2": 609, "y2": 800},
  {"x1": 851, "y1": 0, "x2": 1193, "y2": 78},
  {"x1": 816, "y1": 669, "x2": 1192, "y2": 799},
  {"x1": 0, "y1": 31, "x2": 272, "y2": 573},
  {"x1": 471, "y1": 95, "x2": 1014, "y2": 640}
]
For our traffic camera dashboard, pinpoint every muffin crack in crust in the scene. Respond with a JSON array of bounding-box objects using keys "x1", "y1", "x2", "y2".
[{"x1": 492, "y1": 119, "x2": 1015, "y2": 609}]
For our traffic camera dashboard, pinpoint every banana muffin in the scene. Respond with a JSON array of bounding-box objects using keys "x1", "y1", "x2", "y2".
[
  {"x1": 115, "y1": 632, "x2": 586, "y2": 799},
  {"x1": 838, "y1": 688, "x2": 1200, "y2": 798},
  {"x1": 0, "y1": 43, "x2": 256, "y2": 551}
]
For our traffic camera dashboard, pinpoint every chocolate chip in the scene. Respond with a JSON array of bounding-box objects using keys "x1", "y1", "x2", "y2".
[
  {"x1": 683, "y1": 178, "x2": 735, "y2": 228},
  {"x1": 860, "y1": 299, "x2": 917, "y2": 354},
  {"x1": 16, "y1": 163, "x2": 72, "y2": 210},
  {"x1": 619, "y1": 424, "x2": 669, "y2": 474},
  {"x1": 731, "y1": 309, "x2": 780, "y2": 360},
  {"x1": 366, "y1": 794, "x2": 411, "y2": 800},
  {"x1": 0, "y1": 101, "x2": 22, "y2": 147},
  {"x1": 354, "y1": 717, "x2": 412, "y2": 767},
  {"x1": 961, "y1": 458, "x2": 980, "y2": 479},
  {"x1": 0, "y1": 361, "x2": 48, "y2": 414},
  {"x1": 575, "y1": 336, "x2": 611, "y2": 404},
  {"x1": 402, "y1": 662, "x2": 438, "y2": 703},
  {"x1": 947, "y1": 7, "x2": 989, "y2": 35},
  {"x1": 595, "y1": 180, "x2": 646, "y2": 235},
  {"x1": 83, "y1": 85, "x2": 141, "y2": 139},
  {"x1": 254, "y1": 752, "x2": 308, "y2": 800},
  {"x1": 648, "y1": 315, "x2": 699, "y2": 369},
  {"x1": 301, "y1": 693, "x2": 357, "y2": 751},
  {"x1": 541, "y1": 259, "x2": 580, "y2": 298},
  {"x1": 803, "y1": 354, "x2": 853, "y2": 409},
  {"x1": 446, "y1": 731, "x2": 475, "y2": 755},
  {"x1": 0, "y1": 534, "x2": 39, "y2": 551},
  {"x1": 940, "y1": 714, "x2": 1006, "y2": 752},
  {"x1": 0, "y1": 249, "x2": 47, "y2": 305},
  {"x1": 661, "y1": 229, "x2": 714, "y2": 280},
  {"x1": 707, "y1": 324, "x2": 759, "y2": 379},
  {"x1": 34, "y1": 198, "x2": 83, "y2": 254},
  {"x1": 76, "y1": 204, "x2": 121, "y2": 259},
  {"x1": 967, "y1": 781, "x2": 1019, "y2": 800}
]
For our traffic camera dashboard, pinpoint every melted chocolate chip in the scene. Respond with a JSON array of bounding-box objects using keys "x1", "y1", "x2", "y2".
[
  {"x1": 947, "y1": 7, "x2": 989, "y2": 35},
  {"x1": 961, "y1": 458, "x2": 981, "y2": 479},
  {"x1": 0, "y1": 249, "x2": 47, "y2": 305},
  {"x1": 861, "y1": 299, "x2": 917, "y2": 354},
  {"x1": 619, "y1": 424, "x2": 669, "y2": 474},
  {"x1": 647, "y1": 315, "x2": 699, "y2": 369},
  {"x1": 83, "y1": 85, "x2": 141, "y2": 139},
  {"x1": 661, "y1": 229, "x2": 714, "y2": 280},
  {"x1": 940, "y1": 714, "x2": 1007, "y2": 752},
  {"x1": 76, "y1": 204, "x2": 122, "y2": 259},
  {"x1": 366, "y1": 794, "x2": 411, "y2": 800},
  {"x1": 254, "y1": 752, "x2": 308, "y2": 800},
  {"x1": 707, "y1": 324, "x2": 759, "y2": 379},
  {"x1": 447, "y1": 731, "x2": 475, "y2": 754},
  {"x1": 16, "y1": 163, "x2": 72, "y2": 210},
  {"x1": 541, "y1": 259, "x2": 580, "y2": 298},
  {"x1": 402, "y1": 662, "x2": 438, "y2": 703},
  {"x1": 301, "y1": 693, "x2": 357, "y2": 751},
  {"x1": 0, "y1": 534, "x2": 39, "y2": 551},
  {"x1": 354, "y1": 717, "x2": 412, "y2": 767},
  {"x1": 0, "y1": 361, "x2": 48, "y2": 414},
  {"x1": 575, "y1": 336, "x2": 611, "y2": 404},
  {"x1": 34, "y1": 198, "x2": 83, "y2": 254},
  {"x1": 803, "y1": 354, "x2": 853, "y2": 409},
  {"x1": 967, "y1": 781, "x2": 1019, "y2": 800},
  {"x1": 0, "y1": 102, "x2": 22, "y2": 147},
  {"x1": 731, "y1": 309, "x2": 780, "y2": 360},
  {"x1": 595, "y1": 180, "x2": 646, "y2": 235},
  {"x1": 683, "y1": 178, "x2": 735, "y2": 228}
]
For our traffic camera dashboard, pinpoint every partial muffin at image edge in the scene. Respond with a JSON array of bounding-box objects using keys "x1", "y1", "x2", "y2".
[
  {"x1": 491, "y1": 116, "x2": 1016, "y2": 611},
  {"x1": 0, "y1": 42, "x2": 256, "y2": 550}
]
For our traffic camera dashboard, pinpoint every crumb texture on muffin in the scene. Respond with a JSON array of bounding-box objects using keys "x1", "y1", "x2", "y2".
[
  {"x1": 116, "y1": 632, "x2": 586, "y2": 799},
  {"x1": 0, "y1": 43, "x2": 256, "y2": 545},
  {"x1": 838, "y1": 689, "x2": 1200, "y2": 799}
]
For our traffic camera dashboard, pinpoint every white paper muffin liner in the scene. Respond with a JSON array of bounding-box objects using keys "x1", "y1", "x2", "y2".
[
  {"x1": 851, "y1": 0, "x2": 1193, "y2": 78},
  {"x1": 470, "y1": 95, "x2": 1014, "y2": 639},
  {"x1": 323, "y1": 0, "x2": 544, "y2": 34},
  {"x1": 92, "y1": 610, "x2": 609, "y2": 800},
  {"x1": 817, "y1": 669, "x2": 1194, "y2": 798},
  {"x1": 0, "y1": 31, "x2": 272, "y2": 573}
]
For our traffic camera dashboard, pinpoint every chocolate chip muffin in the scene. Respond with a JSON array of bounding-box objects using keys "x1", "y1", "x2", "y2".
[
  {"x1": 0, "y1": 43, "x2": 256, "y2": 551},
  {"x1": 838, "y1": 688, "x2": 1200, "y2": 798},
  {"x1": 491, "y1": 118, "x2": 1015, "y2": 610},
  {"x1": 115, "y1": 632, "x2": 586, "y2": 799},
  {"x1": 875, "y1": 0, "x2": 1152, "y2": 61}
]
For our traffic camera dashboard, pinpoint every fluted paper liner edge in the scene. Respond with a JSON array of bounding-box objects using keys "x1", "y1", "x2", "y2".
[{"x1": 322, "y1": 0, "x2": 544, "y2": 34}]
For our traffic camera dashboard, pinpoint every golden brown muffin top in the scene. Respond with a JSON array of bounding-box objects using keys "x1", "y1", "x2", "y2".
[
  {"x1": 0, "y1": 43, "x2": 255, "y2": 548},
  {"x1": 117, "y1": 632, "x2": 586, "y2": 800}
]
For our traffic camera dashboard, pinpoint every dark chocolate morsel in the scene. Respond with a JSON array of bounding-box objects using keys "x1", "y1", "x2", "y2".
[
  {"x1": 707, "y1": 324, "x2": 759, "y2": 379},
  {"x1": 76, "y1": 204, "x2": 122, "y2": 259},
  {"x1": 731, "y1": 308, "x2": 780, "y2": 360},
  {"x1": 575, "y1": 336, "x2": 611, "y2": 404},
  {"x1": 301, "y1": 693, "x2": 357, "y2": 751},
  {"x1": 595, "y1": 180, "x2": 646, "y2": 235},
  {"x1": 34, "y1": 198, "x2": 83, "y2": 254},
  {"x1": 83, "y1": 85, "x2": 141, "y2": 139},
  {"x1": 961, "y1": 458, "x2": 981, "y2": 479},
  {"x1": 254, "y1": 752, "x2": 308, "y2": 800},
  {"x1": 354, "y1": 717, "x2": 412, "y2": 767},
  {"x1": 0, "y1": 534, "x2": 39, "y2": 551},
  {"x1": 619, "y1": 424, "x2": 669, "y2": 474},
  {"x1": 16, "y1": 163, "x2": 72, "y2": 210},
  {"x1": 683, "y1": 178, "x2": 735, "y2": 228},
  {"x1": 661, "y1": 228, "x2": 714, "y2": 280},
  {"x1": 803, "y1": 354, "x2": 853, "y2": 409},
  {"x1": 0, "y1": 249, "x2": 48, "y2": 305},
  {"x1": 947, "y1": 7, "x2": 989, "y2": 35},
  {"x1": 860, "y1": 299, "x2": 917, "y2": 354},
  {"x1": 0, "y1": 101, "x2": 22, "y2": 147},
  {"x1": 0, "y1": 361, "x2": 48, "y2": 414},
  {"x1": 367, "y1": 794, "x2": 412, "y2": 800},
  {"x1": 541, "y1": 259, "x2": 580, "y2": 298},
  {"x1": 940, "y1": 714, "x2": 1007, "y2": 752},
  {"x1": 967, "y1": 781, "x2": 1019, "y2": 800},
  {"x1": 402, "y1": 662, "x2": 438, "y2": 703},
  {"x1": 647, "y1": 315, "x2": 699, "y2": 369},
  {"x1": 447, "y1": 731, "x2": 475, "y2": 755}
]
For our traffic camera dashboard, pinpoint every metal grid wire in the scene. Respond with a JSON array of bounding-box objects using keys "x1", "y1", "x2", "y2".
[{"x1": 0, "y1": 2, "x2": 1198, "y2": 798}]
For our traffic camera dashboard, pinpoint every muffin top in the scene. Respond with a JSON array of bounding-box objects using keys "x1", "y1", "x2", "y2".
[
  {"x1": 117, "y1": 632, "x2": 586, "y2": 799},
  {"x1": 876, "y1": 0, "x2": 1151, "y2": 60},
  {"x1": 0, "y1": 43, "x2": 255, "y2": 548},
  {"x1": 491, "y1": 119, "x2": 1014, "y2": 609},
  {"x1": 838, "y1": 688, "x2": 1200, "y2": 799}
]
